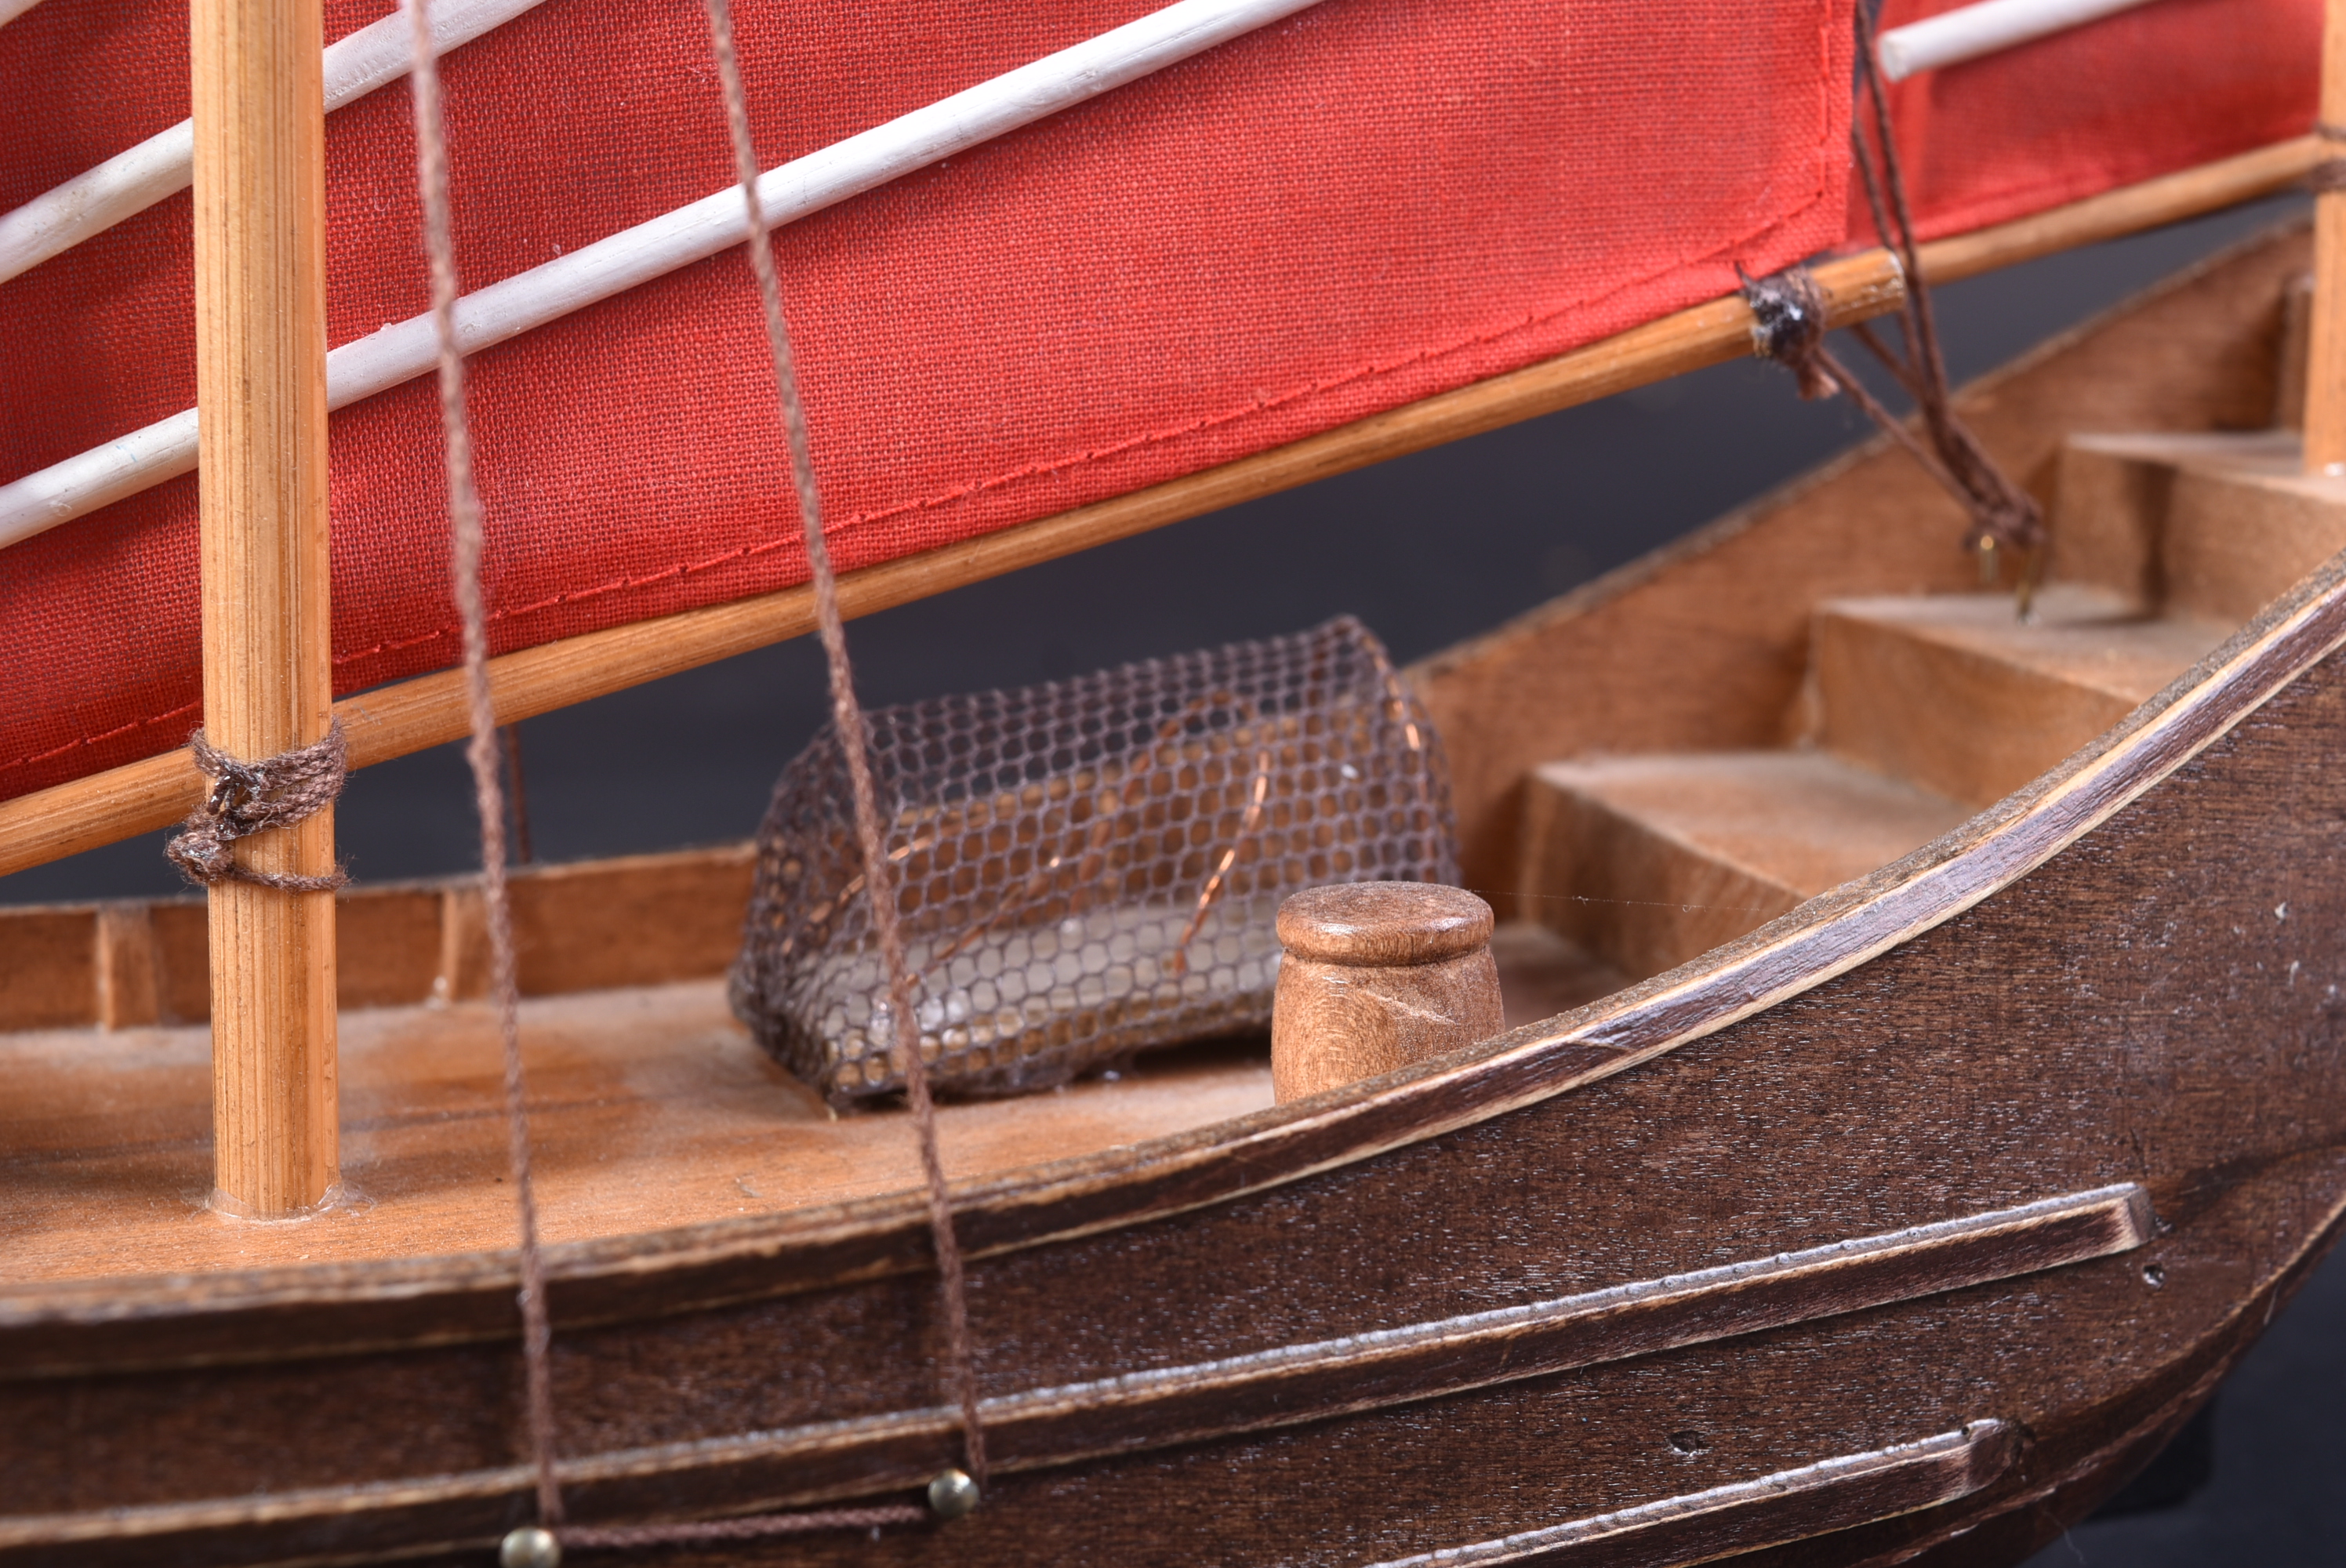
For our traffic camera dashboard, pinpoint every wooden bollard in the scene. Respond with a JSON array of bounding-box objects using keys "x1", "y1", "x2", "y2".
[{"x1": 1271, "y1": 882, "x2": 1505, "y2": 1103}]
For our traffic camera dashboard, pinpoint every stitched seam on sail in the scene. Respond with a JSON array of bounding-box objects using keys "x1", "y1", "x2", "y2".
[
  {"x1": 3, "y1": 700, "x2": 205, "y2": 778},
  {"x1": 5, "y1": 29, "x2": 1855, "y2": 786},
  {"x1": 318, "y1": 180, "x2": 1844, "y2": 668},
  {"x1": 0, "y1": 196, "x2": 1837, "y2": 787}
]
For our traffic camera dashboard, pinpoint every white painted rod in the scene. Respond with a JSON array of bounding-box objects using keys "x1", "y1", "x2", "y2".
[
  {"x1": 0, "y1": 0, "x2": 549, "y2": 287},
  {"x1": 0, "y1": 0, "x2": 1319, "y2": 550},
  {"x1": 1878, "y1": 0, "x2": 2162, "y2": 81}
]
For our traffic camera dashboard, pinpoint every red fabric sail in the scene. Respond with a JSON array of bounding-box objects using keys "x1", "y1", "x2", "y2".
[
  {"x1": 1855, "y1": 0, "x2": 2319, "y2": 245},
  {"x1": 5, "y1": 0, "x2": 1861, "y2": 801}
]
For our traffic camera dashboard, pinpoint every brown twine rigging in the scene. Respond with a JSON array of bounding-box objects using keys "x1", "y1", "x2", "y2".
[
  {"x1": 165, "y1": 722, "x2": 350, "y2": 891},
  {"x1": 703, "y1": 0, "x2": 990, "y2": 1493},
  {"x1": 1744, "y1": 0, "x2": 2047, "y2": 609},
  {"x1": 401, "y1": 0, "x2": 564, "y2": 1544},
  {"x1": 403, "y1": 0, "x2": 985, "y2": 1555},
  {"x1": 169, "y1": 718, "x2": 351, "y2": 887}
]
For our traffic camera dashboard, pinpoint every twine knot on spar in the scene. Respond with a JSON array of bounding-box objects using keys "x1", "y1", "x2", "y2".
[
  {"x1": 1738, "y1": 263, "x2": 1836, "y2": 401},
  {"x1": 165, "y1": 720, "x2": 350, "y2": 891}
]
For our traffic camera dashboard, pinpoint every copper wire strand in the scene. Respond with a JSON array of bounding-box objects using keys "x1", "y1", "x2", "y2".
[
  {"x1": 703, "y1": 0, "x2": 989, "y2": 1497},
  {"x1": 401, "y1": 0, "x2": 562, "y2": 1530},
  {"x1": 924, "y1": 692, "x2": 1259, "y2": 975},
  {"x1": 1382, "y1": 667, "x2": 1426, "y2": 753},
  {"x1": 1168, "y1": 749, "x2": 1273, "y2": 975}
]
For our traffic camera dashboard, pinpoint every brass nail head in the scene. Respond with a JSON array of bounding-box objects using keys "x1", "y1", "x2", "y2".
[
  {"x1": 499, "y1": 1526, "x2": 561, "y2": 1568},
  {"x1": 928, "y1": 1467, "x2": 980, "y2": 1519}
]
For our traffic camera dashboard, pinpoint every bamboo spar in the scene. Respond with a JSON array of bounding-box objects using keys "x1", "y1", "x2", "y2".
[
  {"x1": 191, "y1": 0, "x2": 339, "y2": 1214},
  {"x1": 2309, "y1": 0, "x2": 2346, "y2": 473}
]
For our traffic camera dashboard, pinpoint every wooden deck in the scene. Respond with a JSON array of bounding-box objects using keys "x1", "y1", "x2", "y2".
[{"x1": 0, "y1": 924, "x2": 1614, "y2": 1283}]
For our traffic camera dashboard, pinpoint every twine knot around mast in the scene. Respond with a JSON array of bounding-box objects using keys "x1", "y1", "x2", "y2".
[{"x1": 165, "y1": 720, "x2": 351, "y2": 891}]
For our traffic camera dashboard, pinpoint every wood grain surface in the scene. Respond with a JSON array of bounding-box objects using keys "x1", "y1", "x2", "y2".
[
  {"x1": 1807, "y1": 586, "x2": 2224, "y2": 808},
  {"x1": 1521, "y1": 753, "x2": 1970, "y2": 982},
  {"x1": 0, "y1": 844, "x2": 756, "y2": 1033},
  {"x1": 190, "y1": 0, "x2": 338, "y2": 1215},
  {"x1": 1271, "y1": 883, "x2": 1505, "y2": 1102},
  {"x1": 0, "y1": 924, "x2": 1618, "y2": 1295},
  {"x1": 2054, "y1": 430, "x2": 2346, "y2": 621}
]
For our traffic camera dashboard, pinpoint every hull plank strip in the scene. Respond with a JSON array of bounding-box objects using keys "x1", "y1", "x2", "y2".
[
  {"x1": 956, "y1": 1184, "x2": 2146, "y2": 1470},
  {"x1": 1367, "y1": 1421, "x2": 2014, "y2": 1568},
  {"x1": 0, "y1": 1185, "x2": 2141, "y2": 1563}
]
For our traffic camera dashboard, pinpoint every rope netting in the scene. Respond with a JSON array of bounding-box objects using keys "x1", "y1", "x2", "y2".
[{"x1": 732, "y1": 615, "x2": 1458, "y2": 1104}]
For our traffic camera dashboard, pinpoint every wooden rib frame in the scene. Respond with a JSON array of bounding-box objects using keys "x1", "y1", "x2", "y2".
[{"x1": 0, "y1": 132, "x2": 2319, "y2": 880}]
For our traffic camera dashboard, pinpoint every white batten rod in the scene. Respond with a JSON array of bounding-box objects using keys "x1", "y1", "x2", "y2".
[
  {"x1": 0, "y1": 0, "x2": 1318, "y2": 550},
  {"x1": 0, "y1": 0, "x2": 548, "y2": 287},
  {"x1": 0, "y1": 0, "x2": 48, "y2": 28},
  {"x1": 1878, "y1": 0, "x2": 2159, "y2": 81}
]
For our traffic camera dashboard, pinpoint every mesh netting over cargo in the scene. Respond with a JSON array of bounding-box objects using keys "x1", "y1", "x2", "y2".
[{"x1": 731, "y1": 617, "x2": 1458, "y2": 1103}]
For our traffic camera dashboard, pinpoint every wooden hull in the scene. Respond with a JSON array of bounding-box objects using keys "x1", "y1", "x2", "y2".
[{"x1": 3, "y1": 223, "x2": 2341, "y2": 1566}]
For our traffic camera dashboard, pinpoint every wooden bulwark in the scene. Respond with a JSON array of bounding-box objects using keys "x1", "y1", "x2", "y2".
[
  {"x1": 6, "y1": 535, "x2": 2342, "y2": 1377},
  {"x1": 0, "y1": 134, "x2": 2319, "y2": 883},
  {"x1": 1417, "y1": 216, "x2": 2316, "y2": 909},
  {"x1": 1, "y1": 568, "x2": 2337, "y2": 1560},
  {"x1": 0, "y1": 844, "x2": 754, "y2": 1033}
]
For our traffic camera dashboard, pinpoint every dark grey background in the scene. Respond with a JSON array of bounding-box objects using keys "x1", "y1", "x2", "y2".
[{"x1": 5, "y1": 195, "x2": 2334, "y2": 1563}]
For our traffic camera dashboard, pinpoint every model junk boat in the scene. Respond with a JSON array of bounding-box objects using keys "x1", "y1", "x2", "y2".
[{"x1": 1, "y1": 0, "x2": 2342, "y2": 1558}]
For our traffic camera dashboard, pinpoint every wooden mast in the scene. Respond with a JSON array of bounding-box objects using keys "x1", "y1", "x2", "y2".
[
  {"x1": 191, "y1": 0, "x2": 338, "y2": 1214},
  {"x1": 2310, "y1": 0, "x2": 2346, "y2": 473}
]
